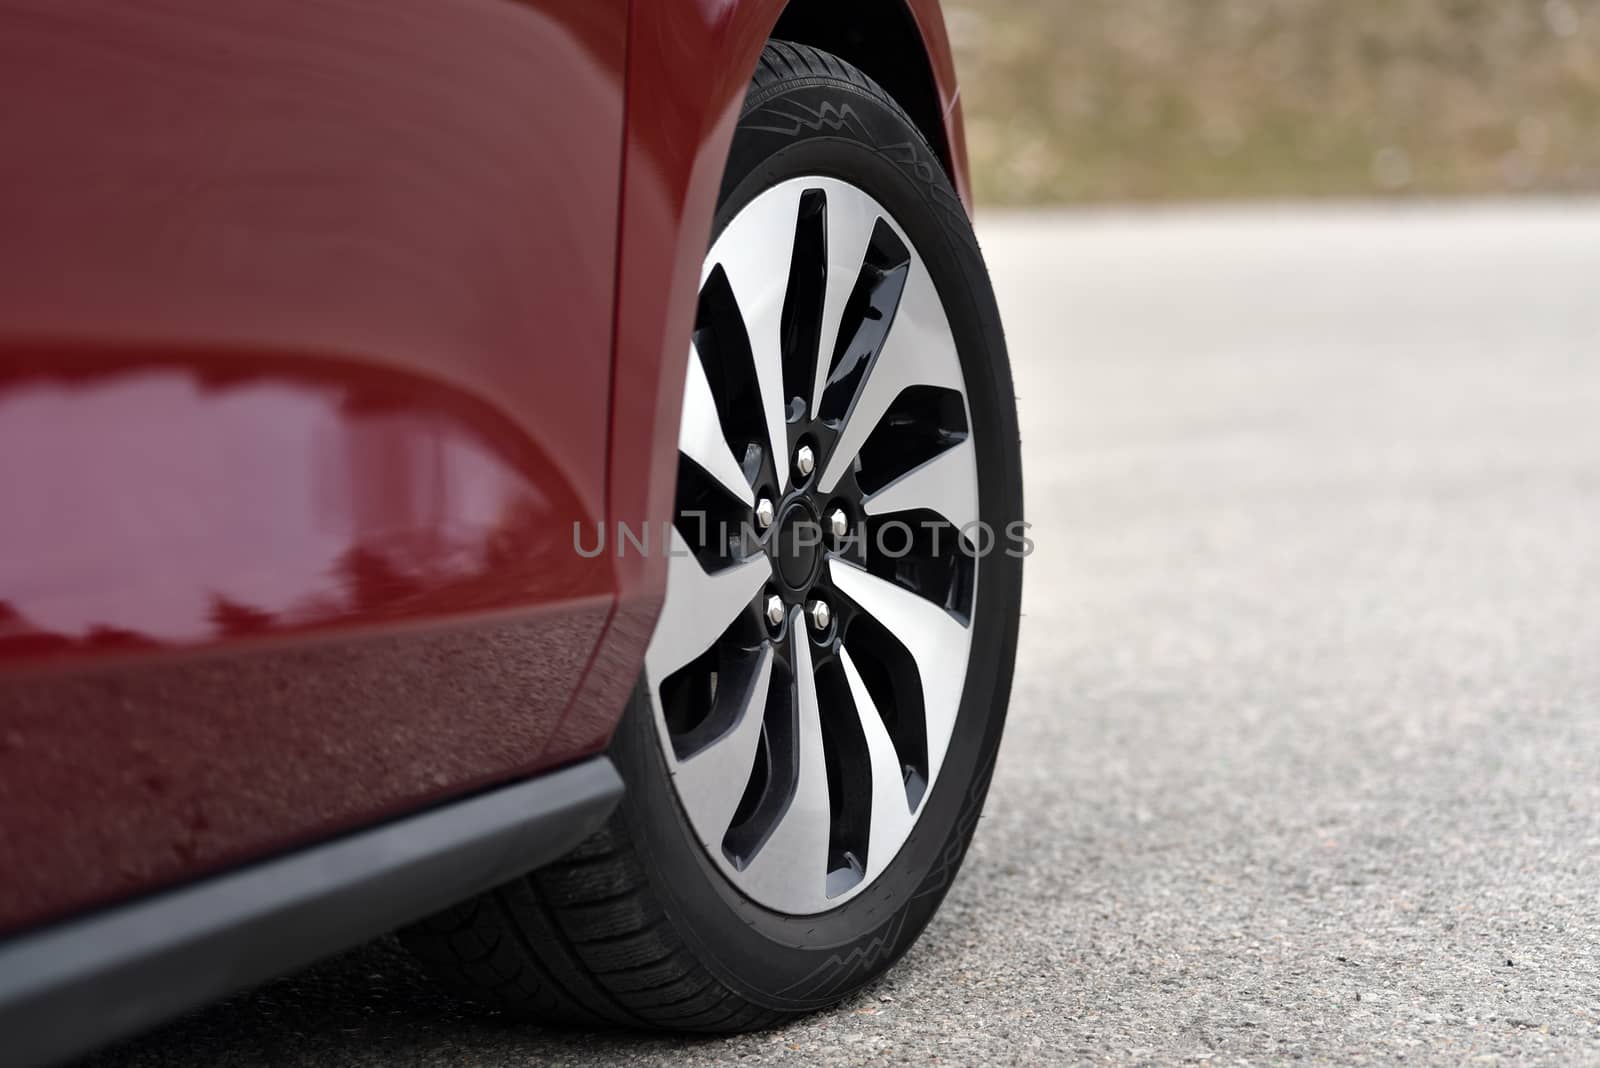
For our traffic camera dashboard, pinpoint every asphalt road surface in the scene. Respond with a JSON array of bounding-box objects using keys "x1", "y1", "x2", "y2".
[{"x1": 87, "y1": 204, "x2": 1600, "y2": 1066}]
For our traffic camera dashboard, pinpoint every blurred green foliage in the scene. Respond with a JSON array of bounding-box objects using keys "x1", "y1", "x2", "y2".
[{"x1": 945, "y1": 0, "x2": 1600, "y2": 203}]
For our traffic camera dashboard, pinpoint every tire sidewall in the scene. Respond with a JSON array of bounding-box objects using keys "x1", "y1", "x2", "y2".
[{"x1": 614, "y1": 67, "x2": 1024, "y2": 1012}]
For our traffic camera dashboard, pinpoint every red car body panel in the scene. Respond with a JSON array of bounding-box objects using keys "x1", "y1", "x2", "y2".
[
  {"x1": 0, "y1": 0, "x2": 629, "y2": 934},
  {"x1": 0, "y1": 0, "x2": 966, "y2": 936}
]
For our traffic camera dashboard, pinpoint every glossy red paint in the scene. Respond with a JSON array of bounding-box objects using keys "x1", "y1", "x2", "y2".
[
  {"x1": 0, "y1": 592, "x2": 610, "y2": 937},
  {"x1": 0, "y1": 0, "x2": 969, "y2": 935},
  {"x1": 560, "y1": 0, "x2": 971, "y2": 753},
  {"x1": 0, "y1": 0, "x2": 628, "y2": 932},
  {"x1": 0, "y1": 350, "x2": 610, "y2": 657}
]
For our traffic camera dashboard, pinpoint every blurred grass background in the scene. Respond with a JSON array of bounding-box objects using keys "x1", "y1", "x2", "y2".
[{"x1": 944, "y1": 0, "x2": 1600, "y2": 204}]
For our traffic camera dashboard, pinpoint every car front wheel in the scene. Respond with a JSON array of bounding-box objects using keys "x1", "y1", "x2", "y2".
[{"x1": 404, "y1": 39, "x2": 1024, "y2": 1030}]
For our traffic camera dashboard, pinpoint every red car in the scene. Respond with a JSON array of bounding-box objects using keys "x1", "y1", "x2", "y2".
[{"x1": 0, "y1": 1, "x2": 1023, "y2": 1061}]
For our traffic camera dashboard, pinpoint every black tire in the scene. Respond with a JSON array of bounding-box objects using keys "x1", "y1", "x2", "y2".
[{"x1": 401, "y1": 39, "x2": 1023, "y2": 1032}]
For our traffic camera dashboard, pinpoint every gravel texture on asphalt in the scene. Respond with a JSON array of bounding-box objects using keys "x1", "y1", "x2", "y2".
[{"x1": 85, "y1": 204, "x2": 1600, "y2": 1066}]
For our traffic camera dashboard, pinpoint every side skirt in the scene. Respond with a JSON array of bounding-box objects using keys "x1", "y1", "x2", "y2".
[{"x1": 0, "y1": 757, "x2": 623, "y2": 1068}]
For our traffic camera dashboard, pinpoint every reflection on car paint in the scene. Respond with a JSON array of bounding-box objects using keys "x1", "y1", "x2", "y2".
[{"x1": 0, "y1": 351, "x2": 612, "y2": 664}]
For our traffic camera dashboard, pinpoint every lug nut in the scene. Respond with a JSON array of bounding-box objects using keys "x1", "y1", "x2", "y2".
[
  {"x1": 807, "y1": 599, "x2": 832, "y2": 632},
  {"x1": 765, "y1": 594, "x2": 785, "y2": 628},
  {"x1": 827, "y1": 507, "x2": 849, "y2": 539},
  {"x1": 795, "y1": 444, "x2": 816, "y2": 478},
  {"x1": 755, "y1": 497, "x2": 775, "y2": 529}
]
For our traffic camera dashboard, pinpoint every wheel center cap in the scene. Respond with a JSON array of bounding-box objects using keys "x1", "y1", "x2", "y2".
[{"x1": 771, "y1": 501, "x2": 823, "y2": 592}]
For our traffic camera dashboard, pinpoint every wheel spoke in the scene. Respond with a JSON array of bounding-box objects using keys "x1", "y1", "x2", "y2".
[
  {"x1": 680, "y1": 340, "x2": 755, "y2": 506},
  {"x1": 838, "y1": 648, "x2": 916, "y2": 881},
  {"x1": 740, "y1": 610, "x2": 830, "y2": 899},
  {"x1": 705, "y1": 185, "x2": 802, "y2": 488},
  {"x1": 671, "y1": 644, "x2": 775, "y2": 840},
  {"x1": 810, "y1": 185, "x2": 881, "y2": 418},
  {"x1": 861, "y1": 436, "x2": 978, "y2": 533},
  {"x1": 645, "y1": 528, "x2": 768, "y2": 684},
  {"x1": 830, "y1": 559, "x2": 970, "y2": 785},
  {"x1": 819, "y1": 258, "x2": 965, "y2": 492}
]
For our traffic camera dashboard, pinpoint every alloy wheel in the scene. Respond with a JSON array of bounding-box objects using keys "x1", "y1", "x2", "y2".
[{"x1": 644, "y1": 176, "x2": 980, "y2": 915}]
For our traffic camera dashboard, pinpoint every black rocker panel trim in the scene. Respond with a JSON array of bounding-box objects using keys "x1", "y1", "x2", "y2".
[{"x1": 0, "y1": 758, "x2": 623, "y2": 1068}]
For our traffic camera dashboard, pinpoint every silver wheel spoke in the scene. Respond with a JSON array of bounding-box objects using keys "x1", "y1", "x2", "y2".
[
  {"x1": 830, "y1": 559, "x2": 969, "y2": 785},
  {"x1": 811, "y1": 185, "x2": 881, "y2": 418},
  {"x1": 819, "y1": 260, "x2": 964, "y2": 492},
  {"x1": 861, "y1": 437, "x2": 978, "y2": 533},
  {"x1": 740, "y1": 612, "x2": 830, "y2": 900},
  {"x1": 839, "y1": 649, "x2": 916, "y2": 882},
  {"x1": 672, "y1": 645, "x2": 775, "y2": 840},
  {"x1": 704, "y1": 185, "x2": 801, "y2": 487},
  {"x1": 645, "y1": 529, "x2": 768, "y2": 684},
  {"x1": 680, "y1": 340, "x2": 754, "y2": 506}
]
